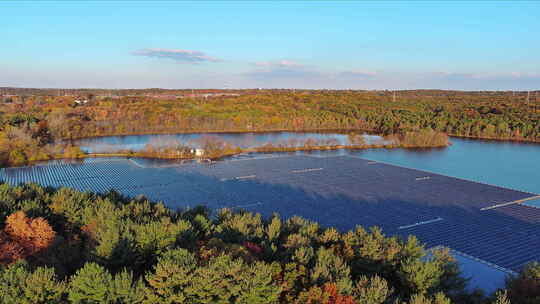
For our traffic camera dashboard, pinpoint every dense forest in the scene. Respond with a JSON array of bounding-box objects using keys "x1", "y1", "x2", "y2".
[
  {"x1": 0, "y1": 89, "x2": 538, "y2": 167},
  {"x1": 0, "y1": 182, "x2": 534, "y2": 304}
]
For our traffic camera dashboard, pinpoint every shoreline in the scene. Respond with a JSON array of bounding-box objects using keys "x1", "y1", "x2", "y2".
[
  {"x1": 65, "y1": 127, "x2": 376, "y2": 141},
  {"x1": 4, "y1": 129, "x2": 539, "y2": 169},
  {"x1": 67, "y1": 128, "x2": 540, "y2": 144},
  {"x1": 447, "y1": 134, "x2": 540, "y2": 144},
  {"x1": 1, "y1": 142, "x2": 450, "y2": 169}
]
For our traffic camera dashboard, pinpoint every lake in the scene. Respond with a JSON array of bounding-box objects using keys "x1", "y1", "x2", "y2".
[
  {"x1": 75, "y1": 133, "x2": 540, "y2": 205},
  {"x1": 347, "y1": 138, "x2": 540, "y2": 202}
]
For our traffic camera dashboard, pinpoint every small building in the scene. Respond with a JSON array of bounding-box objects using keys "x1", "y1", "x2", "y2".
[
  {"x1": 74, "y1": 99, "x2": 89, "y2": 105},
  {"x1": 190, "y1": 148, "x2": 205, "y2": 157}
]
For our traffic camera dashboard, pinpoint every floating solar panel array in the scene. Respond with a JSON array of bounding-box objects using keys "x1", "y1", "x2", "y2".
[{"x1": 1, "y1": 155, "x2": 539, "y2": 272}]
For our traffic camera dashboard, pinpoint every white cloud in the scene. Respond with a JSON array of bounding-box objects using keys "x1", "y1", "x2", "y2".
[
  {"x1": 132, "y1": 48, "x2": 221, "y2": 63},
  {"x1": 337, "y1": 70, "x2": 377, "y2": 79},
  {"x1": 253, "y1": 60, "x2": 305, "y2": 68},
  {"x1": 245, "y1": 60, "x2": 324, "y2": 87}
]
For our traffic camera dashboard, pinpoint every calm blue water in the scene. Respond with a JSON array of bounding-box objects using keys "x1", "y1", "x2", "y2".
[
  {"x1": 297, "y1": 138, "x2": 540, "y2": 203},
  {"x1": 74, "y1": 132, "x2": 383, "y2": 152},
  {"x1": 76, "y1": 133, "x2": 540, "y2": 204},
  {"x1": 349, "y1": 138, "x2": 540, "y2": 198}
]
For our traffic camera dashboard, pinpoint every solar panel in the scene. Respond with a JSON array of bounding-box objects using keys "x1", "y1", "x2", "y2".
[{"x1": 1, "y1": 155, "x2": 539, "y2": 272}]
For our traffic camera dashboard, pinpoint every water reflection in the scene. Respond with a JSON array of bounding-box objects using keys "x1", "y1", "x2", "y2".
[{"x1": 74, "y1": 132, "x2": 384, "y2": 153}]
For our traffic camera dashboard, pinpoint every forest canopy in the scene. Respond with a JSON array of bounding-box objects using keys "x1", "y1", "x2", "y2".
[{"x1": 0, "y1": 182, "x2": 535, "y2": 304}]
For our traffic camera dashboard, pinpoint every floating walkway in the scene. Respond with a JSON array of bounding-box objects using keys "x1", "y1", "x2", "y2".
[
  {"x1": 398, "y1": 217, "x2": 443, "y2": 230},
  {"x1": 480, "y1": 195, "x2": 540, "y2": 211}
]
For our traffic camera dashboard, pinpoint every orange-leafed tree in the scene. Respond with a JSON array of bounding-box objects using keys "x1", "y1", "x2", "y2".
[
  {"x1": 0, "y1": 232, "x2": 25, "y2": 264},
  {"x1": 0, "y1": 211, "x2": 56, "y2": 264},
  {"x1": 299, "y1": 283, "x2": 356, "y2": 304},
  {"x1": 323, "y1": 283, "x2": 356, "y2": 304}
]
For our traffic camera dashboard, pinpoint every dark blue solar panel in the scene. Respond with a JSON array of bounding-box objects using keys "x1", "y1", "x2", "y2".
[{"x1": 1, "y1": 154, "x2": 538, "y2": 272}]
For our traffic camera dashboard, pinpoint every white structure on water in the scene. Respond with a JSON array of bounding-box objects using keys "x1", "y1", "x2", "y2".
[{"x1": 191, "y1": 148, "x2": 205, "y2": 157}]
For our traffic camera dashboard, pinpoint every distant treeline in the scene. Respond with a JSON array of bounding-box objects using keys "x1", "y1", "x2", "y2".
[
  {"x1": 6, "y1": 90, "x2": 536, "y2": 141},
  {"x1": 0, "y1": 183, "x2": 533, "y2": 303},
  {"x1": 0, "y1": 87, "x2": 252, "y2": 96},
  {"x1": 0, "y1": 90, "x2": 538, "y2": 166},
  {"x1": 2, "y1": 87, "x2": 538, "y2": 98}
]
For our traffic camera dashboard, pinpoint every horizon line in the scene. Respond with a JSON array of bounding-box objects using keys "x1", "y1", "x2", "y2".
[{"x1": 1, "y1": 86, "x2": 539, "y2": 93}]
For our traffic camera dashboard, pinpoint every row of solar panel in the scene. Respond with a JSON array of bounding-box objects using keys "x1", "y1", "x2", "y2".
[{"x1": 1, "y1": 155, "x2": 539, "y2": 272}]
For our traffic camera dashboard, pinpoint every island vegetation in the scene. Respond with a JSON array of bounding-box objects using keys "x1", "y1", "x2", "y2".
[
  {"x1": 3, "y1": 88, "x2": 536, "y2": 167},
  {"x1": 0, "y1": 182, "x2": 534, "y2": 304},
  {"x1": 61, "y1": 130, "x2": 447, "y2": 165}
]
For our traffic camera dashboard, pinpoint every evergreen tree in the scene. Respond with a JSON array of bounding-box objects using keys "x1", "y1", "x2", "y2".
[
  {"x1": 353, "y1": 275, "x2": 391, "y2": 304},
  {"x1": 69, "y1": 263, "x2": 115, "y2": 303},
  {"x1": 0, "y1": 262, "x2": 65, "y2": 304},
  {"x1": 144, "y1": 249, "x2": 197, "y2": 303},
  {"x1": 311, "y1": 248, "x2": 353, "y2": 294}
]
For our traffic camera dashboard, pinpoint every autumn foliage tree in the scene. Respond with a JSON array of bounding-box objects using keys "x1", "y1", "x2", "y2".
[
  {"x1": 296, "y1": 283, "x2": 355, "y2": 304},
  {"x1": 0, "y1": 211, "x2": 55, "y2": 264},
  {"x1": 324, "y1": 283, "x2": 356, "y2": 304}
]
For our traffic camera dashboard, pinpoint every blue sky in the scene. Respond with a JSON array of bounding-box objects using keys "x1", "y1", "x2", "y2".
[{"x1": 1, "y1": 1, "x2": 539, "y2": 89}]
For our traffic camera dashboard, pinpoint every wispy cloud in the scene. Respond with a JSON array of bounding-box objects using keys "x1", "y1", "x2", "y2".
[
  {"x1": 428, "y1": 71, "x2": 540, "y2": 81},
  {"x1": 416, "y1": 71, "x2": 540, "y2": 90},
  {"x1": 247, "y1": 60, "x2": 321, "y2": 84},
  {"x1": 483, "y1": 72, "x2": 540, "y2": 80},
  {"x1": 253, "y1": 60, "x2": 305, "y2": 68},
  {"x1": 247, "y1": 68, "x2": 321, "y2": 80},
  {"x1": 132, "y1": 48, "x2": 221, "y2": 63},
  {"x1": 246, "y1": 62, "x2": 380, "y2": 88},
  {"x1": 428, "y1": 72, "x2": 478, "y2": 81},
  {"x1": 337, "y1": 70, "x2": 377, "y2": 79}
]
